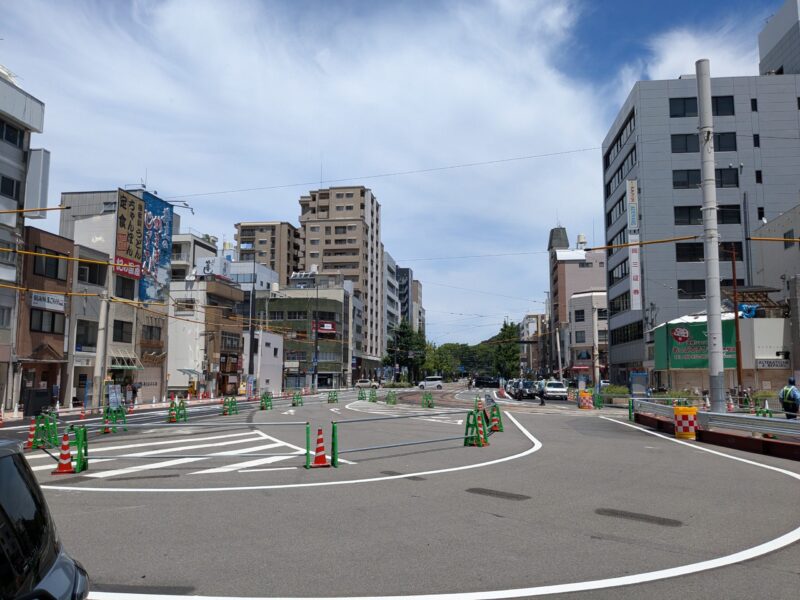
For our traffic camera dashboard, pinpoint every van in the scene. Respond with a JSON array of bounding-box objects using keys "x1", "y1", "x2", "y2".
[
  {"x1": 419, "y1": 376, "x2": 443, "y2": 390},
  {"x1": 0, "y1": 439, "x2": 89, "y2": 600}
]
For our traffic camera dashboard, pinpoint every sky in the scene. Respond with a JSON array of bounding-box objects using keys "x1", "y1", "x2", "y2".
[{"x1": 0, "y1": 0, "x2": 782, "y2": 345}]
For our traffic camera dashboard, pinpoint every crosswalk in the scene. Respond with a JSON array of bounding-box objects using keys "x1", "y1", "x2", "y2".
[
  {"x1": 25, "y1": 429, "x2": 306, "y2": 478},
  {"x1": 345, "y1": 400, "x2": 464, "y2": 425}
]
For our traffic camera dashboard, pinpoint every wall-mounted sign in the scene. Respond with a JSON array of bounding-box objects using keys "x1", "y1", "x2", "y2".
[
  {"x1": 30, "y1": 292, "x2": 65, "y2": 313},
  {"x1": 626, "y1": 180, "x2": 639, "y2": 232},
  {"x1": 628, "y1": 232, "x2": 642, "y2": 311},
  {"x1": 756, "y1": 358, "x2": 790, "y2": 369},
  {"x1": 315, "y1": 320, "x2": 336, "y2": 333},
  {"x1": 114, "y1": 190, "x2": 144, "y2": 279}
]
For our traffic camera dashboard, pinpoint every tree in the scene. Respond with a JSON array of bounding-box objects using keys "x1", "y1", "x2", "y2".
[
  {"x1": 385, "y1": 320, "x2": 426, "y2": 382},
  {"x1": 492, "y1": 321, "x2": 520, "y2": 379}
]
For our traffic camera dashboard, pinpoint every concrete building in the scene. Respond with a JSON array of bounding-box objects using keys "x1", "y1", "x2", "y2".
[
  {"x1": 14, "y1": 227, "x2": 72, "y2": 407},
  {"x1": 0, "y1": 68, "x2": 47, "y2": 413},
  {"x1": 752, "y1": 203, "x2": 800, "y2": 302},
  {"x1": 519, "y1": 313, "x2": 547, "y2": 378},
  {"x1": 411, "y1": 279, "x2": 425, "y2": 335},
  {"x1": 241, "y1": 330, "x2": 283, "y2": 396},
  {"x1": 383, "y1": 249, "x2": 400, "y2": 352},
  {"x1": 234, "y1": 221, "x2": 300, "y2": 286},
  {"x1": 167, "y1": 274, "x2": 244, "y2": 397},
  {"x1": 547, "y1": 227, "x2": 605, "y2": 376},
  {"x1": 171, "y1": 229, "x2": 217, "y2": 281},
  {"x1": 60, "y1": 189, "x2": 174, "y2": 401},
  {"x1": 397, "y1": 267, "x2": 413, "y2": 325},
  {"x1": 566, "y1": 291, "x2": 608, "y2": 382},
  {"x1": 759, "y1": 0, "x2": 800, "y2": 75},
  {"x1": 602, "y1": 11, "x2": 800, "y2": 383},
  {"x1": 298, "y1": 186, "x2": 383, "y2": 372}
]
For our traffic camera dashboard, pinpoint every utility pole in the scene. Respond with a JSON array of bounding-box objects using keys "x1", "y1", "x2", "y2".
[
  {"x1": 592, "y1": 304, "x2": 600, "y2": 391},
  {"x1": 697, "y1": 58, "x2": 726, "y2": 412},
  {"x1": 247, "y1": 254, "x2": 256, "y2": 378},
  {"x1": 312, "y1": 276, "x2": 319, "y2": 392},
  {"x1": 728, "y1": 245, "x2": 744, "y2": 392},
  {"x1": 92, "y1": 290, "x2": 110, "y2": 412}
]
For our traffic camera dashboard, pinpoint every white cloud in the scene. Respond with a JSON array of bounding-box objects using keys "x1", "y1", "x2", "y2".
[{"x1": 0, "y1": 0, "x2": 772, "y2": 345}]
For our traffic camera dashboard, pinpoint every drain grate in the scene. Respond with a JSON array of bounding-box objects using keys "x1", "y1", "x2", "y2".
[
  {"x1": 595, "y1": 508, "x2": 683, "y2": 527},
  {"x1": 466, "y1": 488, "x2": 531, "y2": 501}
]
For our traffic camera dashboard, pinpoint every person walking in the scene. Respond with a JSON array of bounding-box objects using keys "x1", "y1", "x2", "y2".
[{"x1": 778, "y1": 377, "x2": 800, "y2": 420}]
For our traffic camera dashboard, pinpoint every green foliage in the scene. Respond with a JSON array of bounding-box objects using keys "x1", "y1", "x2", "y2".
[
  {"x1": 601, "y1": 385, "x2": 630, "y2": 396},
  {"x1": 382, "y1": 381, "x2": 415, "y2": 388},
  {"x1": 384, "y1": 320, "x2": 427, "y2": 382},
  {"x1": 492, "y1": 321, "x2": 520, "y2": 379}
]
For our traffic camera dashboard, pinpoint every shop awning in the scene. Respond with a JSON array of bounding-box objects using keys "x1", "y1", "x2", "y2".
[{"x1": 107, "y1": 348, "x2": 144, "y2": 371}]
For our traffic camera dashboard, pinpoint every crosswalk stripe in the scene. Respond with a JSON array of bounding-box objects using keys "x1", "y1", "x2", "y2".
[
  {"x1": 123, "y1": 435, "x2": 266, "y2": 458},
  {"x1": 191, "y1": 447, "x2": 302, "y2": 474}
]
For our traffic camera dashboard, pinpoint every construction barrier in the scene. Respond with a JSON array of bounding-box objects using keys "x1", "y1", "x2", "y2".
[
  {"x1": 673, "y1": 405, "x2": 697, "y2": 440},
  {"x1": 385, "y1": 391, "x2": 397, "y2": 405},
  {"x1": 292, "y1": 392, "x2": 304, "y2": 407},
  {"x1": 103, "y1": 405, "x2": 128, "y2": 432},
  {"x1": 368, "y1": 389, "x2": 378, "y2": 403},
  {"x1": 330, "y1": 408, "x2": 474, "y2": 468},
  {"x1": 327, "y1": 391, "x2": 338, "y2": 404},
  {"x1": 222, "y1": 397, "x2": 240, "y2": 416},
  {"x1": 358, "y1": 389, "x2": 367, "y2": 402},
  {"x1": 464, "y1": 409, "x2": 489, "y2": 447},
  {"x1": 421, "y1": 392, "x2": 434, "y2": 409},
  {"x1": 260, "y1": 392, "x2": 273, "y2": 410},
  {"x1": 32, "y1": 411, "x2": 59, "y2": 449},
  {"x1": 578, "y1": 390, "x2": 593, "y2": 410},
  {"x1": 176, "y1": 399, "x2": 188, "y2": 422},
  {"x1": 307, "y1": 427, "x2": 330, "y2": 468}
]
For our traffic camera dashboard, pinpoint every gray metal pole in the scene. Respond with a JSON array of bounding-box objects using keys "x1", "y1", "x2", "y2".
[
  {"x1": 91, "y1": 290, "x2": 109, "y2": 412},
  {"x1": 696, "y1": 58, "x2": 726, "y2": 412}
]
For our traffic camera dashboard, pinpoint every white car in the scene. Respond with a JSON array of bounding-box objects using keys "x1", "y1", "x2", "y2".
[
  {"x1": 543, "y1": 380, "x2": 568, "y2": 400},
  {"x1": 355, "y1": 379, "x2": 378, "y2": 389},
  {"x1": 419, "y1": 376, "x2": 443, "y2": 390}
]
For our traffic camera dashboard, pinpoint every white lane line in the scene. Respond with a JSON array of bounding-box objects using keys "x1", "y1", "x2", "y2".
[
  {"x1": 123, "y1": 435, "x2": 266, "y2": 458},
  {"x1": 41, "y1": 410, "x2": 536, "y2": 493},
  {"x1": 344, "y1": 400, "x2": 463, "y2": 425},
  {"x1": 190, "y1": 443, "x2": 299, "y2": 474},
  {"x1": 85, "y1": 456, "x2": 206, "y2": 478},
  {"x1": 30, "y1": 458, "x2": 114, "y2": 472},
  {"x1": 85, "y1": 415, "x2": 800, "y2": 600},
  {"x1": 238, "y1": 467, "x2": 297, "y2": 473}
]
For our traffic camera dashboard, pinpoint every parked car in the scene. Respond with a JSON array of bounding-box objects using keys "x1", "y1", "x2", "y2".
[
  {"x1": 543, "y1": 380, "x2": 568, "y2": 400},
  {"x1": 473, "y1": 376, "x2": 499, "y2": 388},
  {"x1": 355, "y1": 379, "x2": 379, "y2": 389},
  {"x1": 419, "y1": 375, "x2": 443, "y2": 390},
  {"x1": 0, "y1": 439, "x2": 90, "y2": 600},
  {"x1": 515, "y1": 380, "x2": 536, "y2": 400}
]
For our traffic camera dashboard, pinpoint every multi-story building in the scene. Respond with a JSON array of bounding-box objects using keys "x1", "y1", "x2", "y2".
[
  {"x1": 602, "y1": 4, "x2": 800, "y2": 383},
  {"x1": 397, "y1": 267, "x2": 413, "y2": 325},
  {"x1": 751, "y1": 203, "x2": 800, "y2": 303},
  {"x1": 167, "y1": 274, "x2": 244, "y2": 397},
  {"x1": 411, "y1": 279, "x2": 425, "y2": 336},
  {"x1": 298, "y1": 186, "x2": 383, "y2": 373},
  {"x1": 759, "y1": 0, "x2": 800, "y2": 75},
  {"x1": 547, "y1": 227, "x2": 605, "y2": 375},
  {"x1": 383, "y1": 249, "x2": 400, "y2": 353},
  {"x1": 519, "y1": 313, "x2": 547, "y2": 378},
  {"x1": 234, "y1": 221, "x2": 300, "y2": 285},
  {"x1": 171, "y1": 229, "x2": 217, "y2": 281},
  {"x1": 0, "y1": 67, "x2": 47, "y2": 413},
  {"x1": 566, "y1": 291, "x2": 608, "y2": 382},
  {"x1": 14, "y1": 227, "x2": 72, "y2": 407},
  {"x1": 60, "y1": 189, "x2": 174, "y2": 402}
]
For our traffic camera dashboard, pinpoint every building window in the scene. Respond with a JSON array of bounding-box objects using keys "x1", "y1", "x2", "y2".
[
  {"x1": 578, "y1": 262, "x2": 593, "y2": 268},
  {"x1": 712, "y1": 96, "x2": 735, "y2": 116},
  {"x1": 604, "y1": 146, "x2": 637, "y2": 198},
  {"x1": 671, "y1": 134, "x2": 699, "y2": 153},
  {"x1": 718, "y1": 204, "x2": 741, "y2": 225},
  {"x1": 286, "y1": 350, "x2": 307, "y2": 361},
  {"x1": 719, "y1": 241, "x2": 744, "y2": 259},
  {"x1": 609, "y1": 292, "x2": 630, "y2": 316},
  {"x1": 75, "y1": 320, "x2": 98, "y2": 348},
  {"x1": 33, "y1": 246, "x2": 68, "y2": 280},
  {"x1": 287, "y1": 311, "x2": 307, "y2": 320},
  {"x1": 112, "y1": 320, "x2": 133, "y2": 343},
  {"x1": 114, "y1": 276, "x2": 136, "y2": 300},
  {"x1": 609, "y1": 321, "x2": 643, "y2": 345},
  {"x1": 0, "y1": 118, "x2": 23, "y2": 148},
  {"x1": 603, "y1": 110, "x2": 636, "y2": 169},
  {"x1": 721, "y1": 278, "x2": 745, "y2": 287},
  {"x1": 175, "y1": 298, "x2": 196, "y2": 313},
  {"x1": 784, "y1": 229, "x2": 795, "y2": 249},
  {"x1": 0, "y1": 306, "x2": 10, "y2": 329},
  {"x1": 142, "y1": 325, "x2": 161, "y2": 341},
  {"x1": 674, "y1": 206, "x2": 702, "y2": 225},
  {"x1": 677, "y1": 280, "x2": 706, "y2": 300},
  {"x1": 753, "y1": 134, "x2": 760, "y2": 148},
  {"x1": 714, "y1": 132, "x2": 737, "y2": 152},
  {"x1": 598, "y1": 330, "x2": 608, "y2": 343},
  {"x1": 0, "y1": 241, "x2": 16, "y2": 266},
  {"x1": 670, "y1": 97, "x2": 698, "y2": 118},
  {"x1": 310, "y1": 226, "x2": 319, "y2": 232},
  {"x1": 268, "y1": 311, "x2": 284, "y2": 320},
  {"x1": 0, "y1": 175, "x2": 21, "y2": 201},
  {"x1": 757, "y1": 206, "x2": 765, "y2": 221},
  {"x1": 345, "y1": 192, "x2": 354, "y2": 198},
  {"x1": 574, "y1": 309, "x2": 585, "y2": 322},
  {"x1": 335, "y1": 206, "x2": 345, "y2": 212},
  {"x1": 608, "y1": 259, "x2": 629, "y2": 286},
  {"x1": 755, "y1": 170, "x2": 763, "y2": 184},
  {"x1": 606, "y1": 196, "x2": 625, "y2": 227},
  {"x1": 346, "y1": 205, "x2": 354, "y2": 211},
  {"x1": 606, "y1": 228, "x2": 628, "y2": 257},
  {"x1": 750, "y1": 98, "x2": 758, "y2": 112},
  {"x1": 676, "y1": 242, "x2": 704, "y2": 262},
  {"x1": 309, "y1": 239, "x2": 320, "y2": 246},
  {"x1": 598, "y1": 308, "x2": 608, "y2": 321},
  {"x1": 575, "y1": 330, "x2": 586, "y2": 344},
  {"x1": 78, "y1": 263, "x2": 107, "y2": 286},
  {"x1": 673, "y1": 169, "x2": 701, "y2": 189},
  {"x1": 30, "y1": 309, "x2": 66, "y2": 334},
  {"x1": 334, "y1": 226, "x2": 347, "y2": 234}
]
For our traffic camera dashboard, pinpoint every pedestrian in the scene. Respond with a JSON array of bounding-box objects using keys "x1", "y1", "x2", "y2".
[{"x1": 778, "y1": 377, "x2": 800, "y2": 420}]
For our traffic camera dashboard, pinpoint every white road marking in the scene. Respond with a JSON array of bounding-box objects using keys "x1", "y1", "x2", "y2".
[
  {"x1": 29, "y1": 458, "x2": 114, "y2": 472},
  {"x1": 238, "y1": 467, "x2": 297, "y2": 473},
  {"x1": 84, "y1": 414, "x2": 800, "y2": 600},
  {"x1": 330, "y1": 408, "x2": 341, "y2": 414},
  {"x1": 282, "y1": 409, "x2": 296, "y2": 415},
  {"x1": 344, "y1": 400, "x2": 464, "y2": 425},
  {"x1": 191, "y1": 443, "x2": 300, "y2": 474}
]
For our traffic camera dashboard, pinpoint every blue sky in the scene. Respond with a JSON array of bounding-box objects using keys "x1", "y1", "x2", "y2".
[{"x1": 0, "y1": 0, "x2": 781, "y2": 345}]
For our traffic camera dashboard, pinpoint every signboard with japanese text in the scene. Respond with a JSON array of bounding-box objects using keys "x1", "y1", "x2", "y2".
[
  {"x1": 626, "y1": 180, "x2": 639, "y2": 232},
  {"x1": 139, "y1": 192, "x2": 174, "y2": 302},
  {"x1": 315, "y1": 320, "x2": 336, "y2": 333},
  {"x1": 628, "y1": 232, "x2": 642, "y2": 310},
  {"x1": 114, "y1": 190, "x2": 144, "y2": 278},
  {"x1": 655, "y1": 320, "x2": 736, "y2": 369}
]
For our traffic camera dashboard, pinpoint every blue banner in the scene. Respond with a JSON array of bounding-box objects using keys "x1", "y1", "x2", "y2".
[{"x1": 139, "y1": 192, "x2": 174, "y2": 303}]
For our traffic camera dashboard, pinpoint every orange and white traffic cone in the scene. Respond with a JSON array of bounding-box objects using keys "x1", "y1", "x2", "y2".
[
  {"x1": 0, "y1": 411, "x2": 4, "y2": 428},
  {"x1": 103, "y1": 419, "x2": 111, "y2": 434},
  {"x1": 490, "y1": 412, "x2": 500, "y2": 432},
  {"x1": 25, "y1": 418, "x2": 36, "y2": 449},
  {"x1": 79, "y1": 406, "x2": 86, "y2": 420},
  {"x1": 310, "y1": 427, "x2": 330, "y2": 468},
  {"x1": 51, "y1": 433, "x2": 75, "y2": 475},
  {"x1": 477, "y1": 413, "x2": 489, "y2": 447},
  {"x1": 726, "y1": 399, "x2": 735, "y2": 412}
]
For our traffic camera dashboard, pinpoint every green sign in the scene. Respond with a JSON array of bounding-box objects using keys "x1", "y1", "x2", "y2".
[{"x1": 655, "y1": 320, "x2": 736, "y2": 370}]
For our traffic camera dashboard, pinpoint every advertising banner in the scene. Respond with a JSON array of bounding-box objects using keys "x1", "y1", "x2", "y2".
[
  {"x1": 626, "y1": 180, "x2": 639, "y2": 232},
  {"x1": 665, "y1": 320, "x2": 736, "y2": 369},
  {"x1": 315, "y1": 320, "x2": 336, "y2": 333},
  {"x1": 139, "y1": 192, "x2": 174, "y2": 303},
  {"x1": 628, "y1": 232, "x2": 642, "y2": 310},
  {"x1": 114, "y1": 190, "x2": 144, "y2": 278},
  {"x1": 30, "y1": 292, "x2": 65, "y2": 313}
]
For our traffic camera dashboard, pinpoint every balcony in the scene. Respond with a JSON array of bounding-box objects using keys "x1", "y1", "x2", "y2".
[{"x1": 171, "y1": 253, "x2": 191, "y2": 263}]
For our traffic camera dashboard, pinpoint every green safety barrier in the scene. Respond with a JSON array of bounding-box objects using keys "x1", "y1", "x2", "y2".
[
  {"x1": 628, "y1": 398, "x2": 634, "y2": 422},
  {"x1": 385, "y1": 391, "x2": 397, "y2": 405},
  {"x1": 304, "y1": 422, "x2": 312, "y2": 469},
  {"x1": 260, "y1": 392, "x2": 273, "y2": 410},
  {"x1": 331, "y1": 422, "x2": 339, "y2": 468},
  {"x1": 177, "y1": 399, "x2": 188, "y2": 422},
  {"x1": 68, "y1": 425, "x2": 89, "y2": 473},
  {"x1": 368, "y1": 389, "x2": 377, "y2": 403},
  {"x1": 222, "y1": 397, "x2": 239, "y2": 416},
  {"x1": 463, "y1": 410, "x2": 488, "y2": 447},
  {"x1": 327, "y1": 391, "x2": 338, "y2": 404},
  {"x1": 756, "y1": 407, "x2": 773, "y2": 418},
  {"x1": 103, "y1": 405, "x2": 128, "y2": 433},
  {"x1": 292, "y1": 392, "x2": 304, "y2": 407},
  {"x1": 33, "y1": 412, "x2": 59, "y2": 449},
  {"x1": 358, "y1": 389, "x2": 367, "y2": 402},
  {"x1": 167, "y1": 400, "x2": 177, "y2": 423},
  {"x1": 592, "y1": 392, "x2": 603, "y2": 410},
  {"x1": 421, "y1": 392, "x2": 434, "y2": 409}
]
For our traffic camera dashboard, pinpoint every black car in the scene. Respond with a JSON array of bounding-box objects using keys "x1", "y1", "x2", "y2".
[
  {"x1": 473, "y1": 376, "x2": 499, "y2": 388},
  {"x1": 515, "y1": 380, "x2": 536, "y2": 400},
  {"x1": 0, "y1": 439, "x2": 89, "y2": 600}
]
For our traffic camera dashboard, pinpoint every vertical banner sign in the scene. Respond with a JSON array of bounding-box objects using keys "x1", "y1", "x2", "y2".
[
  {"x1": 114, "y1": 190, "x2": 144, "y2": 278},
  {"x1": 626, "y1": 180, "x2": 642, "y2": 310},
  {"x1": 139, "y1": 192, "x2": 174, "y2": 303}
]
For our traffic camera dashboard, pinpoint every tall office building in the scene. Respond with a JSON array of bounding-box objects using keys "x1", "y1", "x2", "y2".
[
  {"x1": 397, "y1": 267, "x2": 413, "y2": 325},
  {"x1": 602, "y1": 1, "x2": 800, "y2": 383},
  {"x1": 298, "y1": 186, "x2": 383, "y2": 375},
  {"x1": 759, "y1": 0, "x2": 800, "y2": 75},
  {"x1": 383, "y1": 249, "x2": 400, "y2": 351},
  {"x1": 233, "y1": 221, "x2": 300, "y2": 285}
]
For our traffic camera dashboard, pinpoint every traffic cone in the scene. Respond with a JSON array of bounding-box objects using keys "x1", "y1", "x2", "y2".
[
  {"x1": 310, "y1": 427, "x2": 330, "y2": 468},
  {"x1": 79, "y1": 406, "x2": 86, "y2": 420},
  {"x1": 103, "y1": 419, "x2": 111, "y2": 434},
  {"x1": 490, "y1": 412, "x2": 501, "y2": 432},
  {"x1": 0, "y1": 411, "x2": 4, "y2": 427},
  {"x1": 24, "y1": 418, "x2": 35, "y2": 449},
  {"x1": 476, "y1": 412, "x2": 488, "y2": 447},
  {"x1": 51, "y1": 433, "x2": 75, "y2": 475},
  {"x1": 726, "y1": 399, "x2": 734, "y2": 412}
]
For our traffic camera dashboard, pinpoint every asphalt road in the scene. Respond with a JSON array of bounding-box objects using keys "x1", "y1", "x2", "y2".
[{"x1": 4, "y1": 387, "x2": 799, "y2": 599}]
